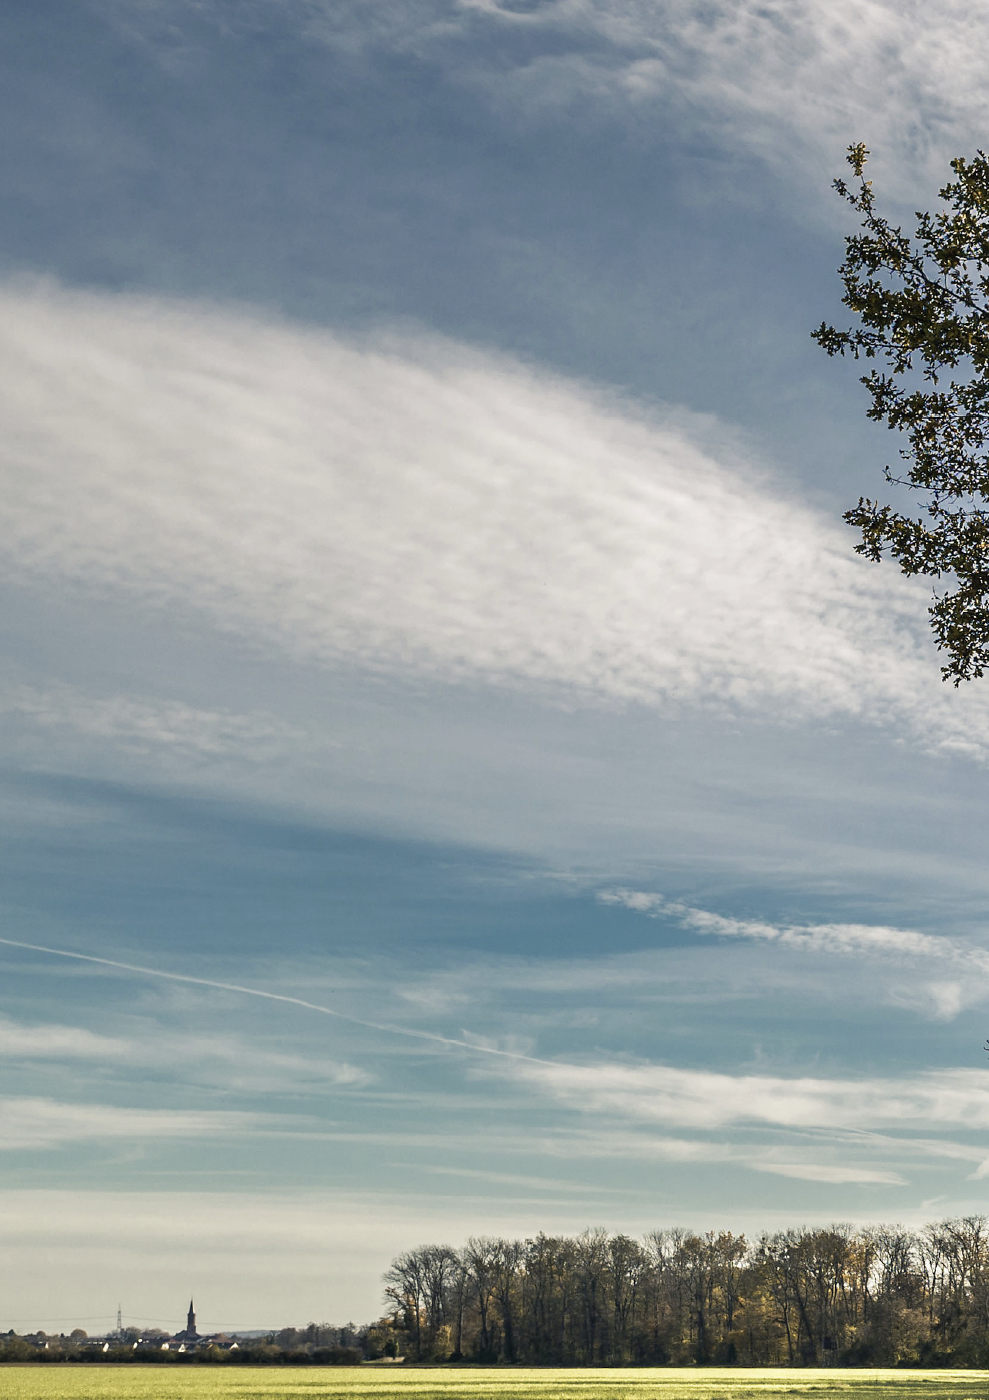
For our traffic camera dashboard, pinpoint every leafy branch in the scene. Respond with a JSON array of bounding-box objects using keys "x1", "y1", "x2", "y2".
[{"x1": 814, "y1": 143, "x2": 989, "y2": 682}]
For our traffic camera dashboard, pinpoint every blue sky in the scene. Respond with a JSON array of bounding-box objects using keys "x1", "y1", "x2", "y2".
[{"x1": 4, "y1": 0, "x2": 989, "y2": 1334}]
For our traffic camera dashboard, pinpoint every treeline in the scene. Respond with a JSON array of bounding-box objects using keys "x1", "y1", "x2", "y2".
[{"x1": 381, "y1": 1220, "x2": 989, "y2": 1366}]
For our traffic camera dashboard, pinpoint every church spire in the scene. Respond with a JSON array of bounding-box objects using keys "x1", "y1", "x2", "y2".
[{"x1": 187, "y1": 1299, "x2": 197, "y2": 1337}]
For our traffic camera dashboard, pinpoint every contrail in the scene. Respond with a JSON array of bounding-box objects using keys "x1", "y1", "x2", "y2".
[{"x1": 0, "y1": 935, "x2": 548, "y2": 1066}]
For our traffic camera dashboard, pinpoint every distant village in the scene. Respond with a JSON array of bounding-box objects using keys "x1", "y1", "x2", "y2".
[{"x1": 0, "y1": 1299, "x2": 373, "y2": 1365}]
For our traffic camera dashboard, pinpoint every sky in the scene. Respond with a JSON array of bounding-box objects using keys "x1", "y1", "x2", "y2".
[{"x1": 5, "y1": 0, "x2": 989, "y2": 1335}]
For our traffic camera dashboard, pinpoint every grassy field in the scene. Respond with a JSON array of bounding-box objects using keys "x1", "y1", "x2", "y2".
[{"x1": 3, "y1": 1369, "x2": 989, "y2": 1400}]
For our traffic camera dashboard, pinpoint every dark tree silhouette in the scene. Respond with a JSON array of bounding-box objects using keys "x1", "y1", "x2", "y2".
[{"x1": 815, "y1": 144, "x2": 989, "y2": 683}]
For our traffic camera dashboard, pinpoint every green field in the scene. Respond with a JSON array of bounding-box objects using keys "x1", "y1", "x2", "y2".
[{"x1": 3, "y1": 1369, "x2": 989, "y2": 1400}]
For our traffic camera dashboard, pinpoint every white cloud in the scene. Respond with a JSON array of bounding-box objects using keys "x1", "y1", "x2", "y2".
[
  {"x1": 419, "y1": 1157, "x2": 902, "y2": 1187},
  {"x1": 0, "y1": 1098, "x2": 261, "y2": 1150},
  {"x1": 484, "y1": 0, "x2": 989, "y2": 198},
  {"x1": 600, "y1": 890, "x2": 989, "y2": 1017},
  {"x1": 523, "y1": 1129, "x2": 909, "y2": 1185},
  {"x1": 0, "y1": 1018, "x2": 128, "y2": 1061},
  {"x1": 1, "y1": 281, "x2": 987, "y2": 757},
  {"x1": 0, "y1": 1015, "x2": 369, "y2": 1091},
  {"x1": 419, "y1": 1164, "x2": 626, "y2": 1193},
  {"x1": 749, "y1": 1162, "x2": 904, "y2": 1185},
  {"x1": 0, "y1": 684, "x2": 298, "y2": 757},
  {"x1": 508, "y1": 1058, "x2": 989, "y2": 1132},
  {"x1": 601, "y1": 889, "x2": 952, "y2": 957},
  {"x1": 299, "y1": 0, "x2": 989, "y2": 205}
]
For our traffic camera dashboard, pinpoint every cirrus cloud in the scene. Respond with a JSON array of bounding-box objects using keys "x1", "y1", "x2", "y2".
[
  {"x1": 599, "y1": 890, "x2": 989, "y2": 1020},
  {"x1": 0, "y1": 1097, "x2": 262, "y2": 1151},
  {"x1": 295, "y1": 0, "x2": 989, "y2": 203},
  {"x1": 508, "y1": 1058, "x2": 989, "y2": 1133},
  {"x1": 0, "y1": 280, "x2": 984, "y2": 755}
]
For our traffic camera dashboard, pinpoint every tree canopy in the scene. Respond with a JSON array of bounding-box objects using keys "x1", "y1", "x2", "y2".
[
  {"x1": 814, "y1": 144, "x2": 989, "y2": 683},
  {"x1": 379, "y1": 1221, "x2": 989, "y2": 1366}
]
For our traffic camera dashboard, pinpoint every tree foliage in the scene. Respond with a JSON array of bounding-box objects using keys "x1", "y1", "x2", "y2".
[
  {"x1": 380, "y1": 1219, "x2": 989, "y2": 1366},
  {"x1": 814, "y1": 144, "x2": 989, "y2": 683}
]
